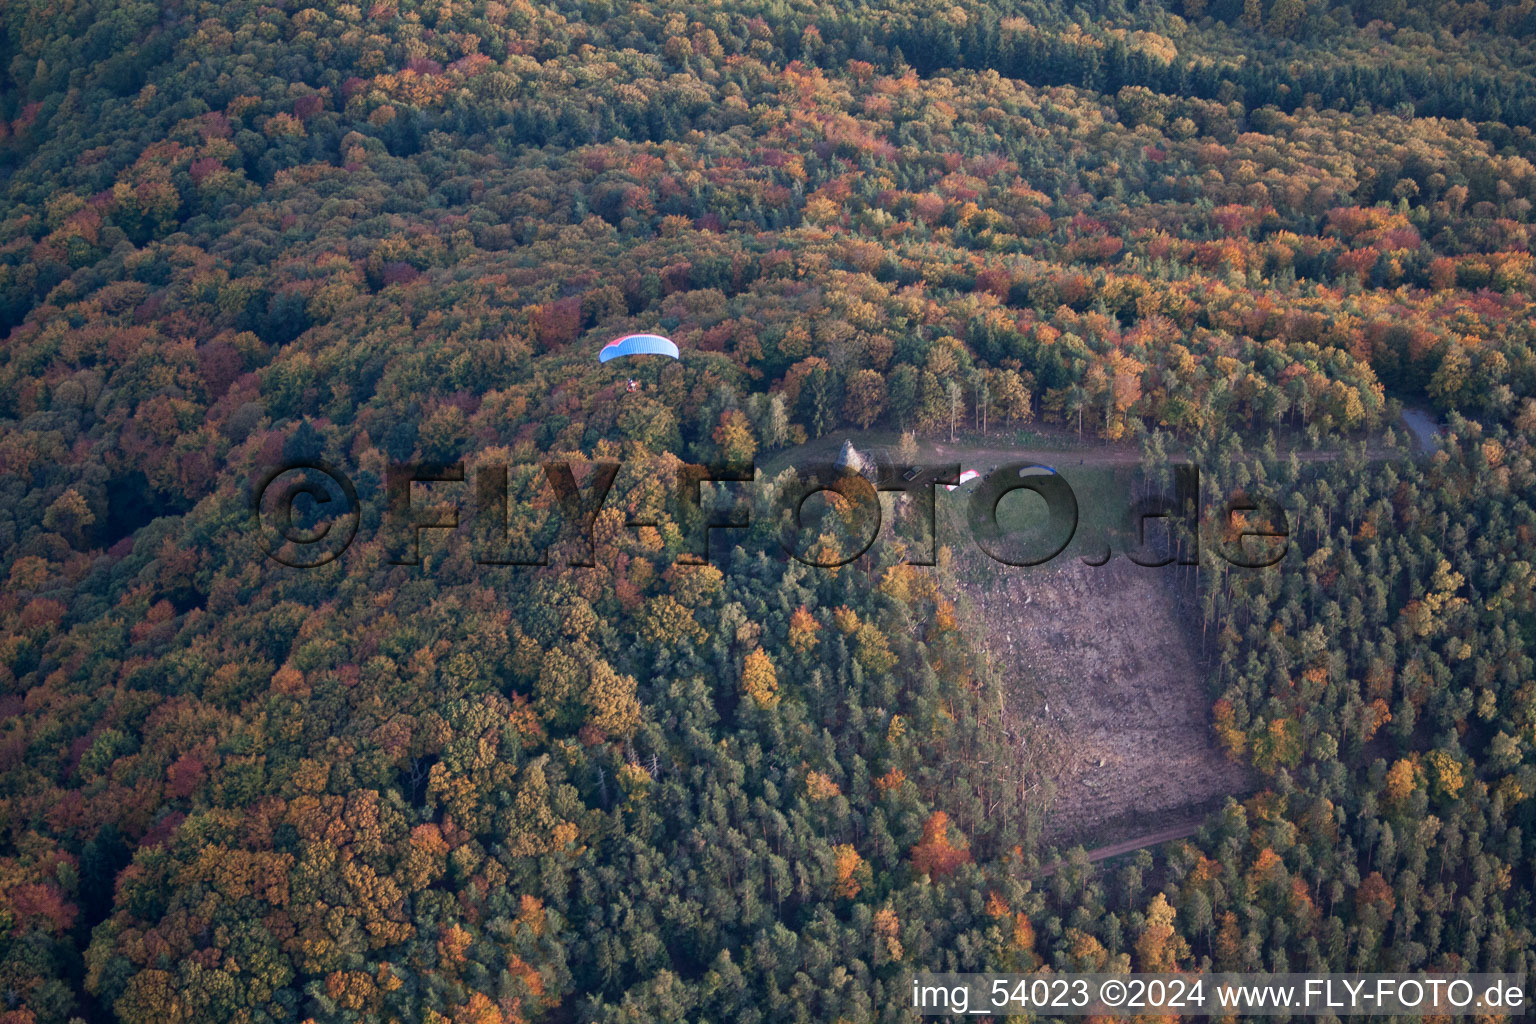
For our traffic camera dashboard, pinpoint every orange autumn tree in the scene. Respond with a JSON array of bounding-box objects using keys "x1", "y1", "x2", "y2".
[
  {"x1": 787, "y1": 605, "x2": 820, "y2": 652},
  {"x1": 831, "y1": 844, "x2": 864, "y2": 899},
  {"x1": 910, "y1": 811, "x2": 971, "y2": 878}
]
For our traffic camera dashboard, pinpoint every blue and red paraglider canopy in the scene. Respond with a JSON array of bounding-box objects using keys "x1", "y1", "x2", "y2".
[{"x1": 599, "y1": 333, "x2": 680, "y2": 363}]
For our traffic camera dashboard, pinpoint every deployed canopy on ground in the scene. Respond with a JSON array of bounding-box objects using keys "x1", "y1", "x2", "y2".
[{"x1": 943, "y1": 469, "x2": 982, "y2": 491}]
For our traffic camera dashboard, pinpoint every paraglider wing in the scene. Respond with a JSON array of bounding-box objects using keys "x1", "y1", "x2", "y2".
[{"x1": 599, "y1": 333, "x2": 680, "y2": 363}]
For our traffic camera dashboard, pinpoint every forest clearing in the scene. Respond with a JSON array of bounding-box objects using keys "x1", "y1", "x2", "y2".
[
  {"x1": 771, "y1": 429, "x2": 1265, "y2": 848},
  {"x1": 961, "y1": 557, "x2": 1257, "y2": 848}
]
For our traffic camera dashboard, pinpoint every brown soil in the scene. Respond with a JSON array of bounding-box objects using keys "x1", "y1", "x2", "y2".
[{"x1": 960, "y1": 557, "x2": 1257, "y2": 849}]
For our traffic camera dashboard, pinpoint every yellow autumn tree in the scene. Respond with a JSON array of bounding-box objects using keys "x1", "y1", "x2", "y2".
[
  {"x1": 1426, "y1": 750, "x2": 1464, "y2": 799},
  {"x1": 853, "y1": 622, "x2": 897, "y2": 674},
  {"x1": 805, "y1": 770, "x2": 841, "y2": 801},
  {"x1": 713, "y1": 409, "x2": 757, "y2": 464},
  {"x1": 1134, "y1": 893, "x2": 1189, "y2": 971},
  {"x1": 1213, "y1": 699, "x2": 1246, "y2": 759},
  {"x1": 583, "y1": 660, "x2": 641, "y2": 737},
  {"x1": 1064, "y1": 928, "x2": 1110, "y2": 970},
  {"x1": 1383, "y1": 757, "x2": 1421, "y2": 805},
  {"x1": 742, "y1": 648, "x2": 779, "y2": 708}
]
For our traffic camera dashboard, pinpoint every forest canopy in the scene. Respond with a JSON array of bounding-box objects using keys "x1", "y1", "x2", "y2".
[{"x1": 0, "y1": 0, "x2": 1534, "y2": 1021}]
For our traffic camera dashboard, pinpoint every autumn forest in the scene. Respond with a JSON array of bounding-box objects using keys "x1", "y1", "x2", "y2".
[{"x1": 1, "y1": 0, "x2": 1535, "y2": 1020}]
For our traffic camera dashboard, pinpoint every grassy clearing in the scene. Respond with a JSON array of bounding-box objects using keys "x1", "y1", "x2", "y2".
[{"x1": 935, "y1": 462, "x2": 1144, "y2": 582}]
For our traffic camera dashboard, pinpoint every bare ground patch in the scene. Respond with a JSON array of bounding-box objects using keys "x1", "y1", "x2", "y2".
[
  {"x1": 772, "y1": 432, "x2": 1266, "y2": 852},
  {"x1": 960, "y1": 558, "x2": 1256, "y2": 849}
]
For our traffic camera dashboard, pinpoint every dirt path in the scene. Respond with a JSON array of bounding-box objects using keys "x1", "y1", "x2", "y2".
[
  {"x1": 925, "y1": 440, "x2": 1395, "y2": 467},
  {"x1": 760, "y1": 430, "x2": 1144, "y2": 475},
  {"x1": 761, "y1": 428, "x2": 1407, "y2": 479},
  {"x1": 1037, "y1": 821, "x2": 1204, "y2": 876}
]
